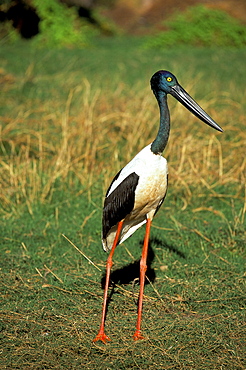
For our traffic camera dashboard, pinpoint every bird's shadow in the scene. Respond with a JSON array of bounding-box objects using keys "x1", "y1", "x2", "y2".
[
  {"x1": 100, "y1": 238, "x2": 186, "y2": 319},
  {"x1": 101, "y1": 237, "x2": 185, "y2": 290}
]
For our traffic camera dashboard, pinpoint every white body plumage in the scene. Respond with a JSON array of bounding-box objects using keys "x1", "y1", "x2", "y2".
[{"x1": 102, "y1": 144, "x2": 168, "y2": 252}]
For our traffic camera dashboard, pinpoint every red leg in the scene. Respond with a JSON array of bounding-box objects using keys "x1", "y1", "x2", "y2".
[
  {"x1": 133, "y1": 218, "x2": 151, "y2": 340},
  {"x1": 93, "y1": 220, "x2": 123, "y2": 344}
]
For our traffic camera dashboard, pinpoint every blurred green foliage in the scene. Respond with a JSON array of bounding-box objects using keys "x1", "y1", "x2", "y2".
[
  {"x1": 0, "y1": 20, "x2": 19, "y2": 44},
  {"x1": 144, "y1": 5, "x2": 246, "y2": 48},
  {"x1": 31, "y1": 0, "x2": 97, "y2": 48}
]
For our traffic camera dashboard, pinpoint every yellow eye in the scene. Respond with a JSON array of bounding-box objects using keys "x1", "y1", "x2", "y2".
[{"x1": 166, "y1": 77, "x2": 172, "y2": 82}]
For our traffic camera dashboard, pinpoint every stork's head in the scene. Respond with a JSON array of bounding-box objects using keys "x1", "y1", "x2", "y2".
[
  {"x1": 150, "y1": 70, "x2": 223, "y2": 133},
  {"x1": 150, "y1": 70, "x2": 177, "y2": 94}
]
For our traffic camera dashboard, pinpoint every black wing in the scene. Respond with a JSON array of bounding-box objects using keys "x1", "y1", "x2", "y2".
[{"x1": 102, "y1": 171, "x2": 139, "y2": 239}]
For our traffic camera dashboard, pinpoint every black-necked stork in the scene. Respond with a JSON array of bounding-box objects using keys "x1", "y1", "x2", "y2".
[{"x1": 93, "y1": 70, "x2": 223, "y2": 344}]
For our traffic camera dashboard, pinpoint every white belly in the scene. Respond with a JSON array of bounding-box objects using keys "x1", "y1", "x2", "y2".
[
  {"x1": 131, "y1": 150, "x2": 168, "y2": 219},
  {"x1": 103, "y1": 144, "x2": 168, "y2": 251}
]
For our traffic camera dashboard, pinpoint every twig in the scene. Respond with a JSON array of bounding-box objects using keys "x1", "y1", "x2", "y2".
[
  {"x1": 62, "y1": 234, "x2": 101, "y2": 271},
  {"x1": 43, "y1": 264, "x2": 63, "y2": 284},
  {"x1": 192, "y1": 228, "x2": 214, "y2": 245}
]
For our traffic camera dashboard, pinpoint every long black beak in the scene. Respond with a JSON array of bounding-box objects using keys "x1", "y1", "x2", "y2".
[{"x1": 170, "y1": 84, "x2": 223, "y2": 132}]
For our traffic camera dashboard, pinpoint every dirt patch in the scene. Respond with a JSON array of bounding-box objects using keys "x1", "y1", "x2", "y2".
[{"x1": 101, "y1": 0, "x2": 246, "y2": 34}]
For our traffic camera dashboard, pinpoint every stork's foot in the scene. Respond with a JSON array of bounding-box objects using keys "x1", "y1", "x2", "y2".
[
  {"x1": 93, "y1": 331, "x2": 111, "y2": 344},
  {"x1": 133, "y1": 330, "x2": 145, "y2": 341}
]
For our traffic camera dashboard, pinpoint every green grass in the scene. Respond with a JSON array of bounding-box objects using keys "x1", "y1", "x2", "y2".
[
  {"x1": 143, "y1": 5, "x2": 246, "y2": 48},
  {"x1": 0, "y1": 37, "x2": 245, "y2": 369}
]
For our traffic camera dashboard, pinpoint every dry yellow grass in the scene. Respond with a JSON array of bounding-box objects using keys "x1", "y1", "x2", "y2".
[{"x1": 1, "y1": 74, "x2": 245, "y2": 219}]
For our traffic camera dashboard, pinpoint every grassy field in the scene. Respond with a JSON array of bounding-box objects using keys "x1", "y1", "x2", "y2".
[{"x1": 0, "y1": 37, "x2": 245, "y2": 369}]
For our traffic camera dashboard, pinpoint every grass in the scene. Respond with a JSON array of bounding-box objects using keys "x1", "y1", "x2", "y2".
[{"x1": 0, "y1": 37, "x2": 245, "y2": 369}]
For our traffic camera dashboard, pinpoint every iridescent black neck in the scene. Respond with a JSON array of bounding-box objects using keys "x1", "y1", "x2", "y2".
[{"x1": 151, "y1": 91, "x2": 170, "y2": 155}]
